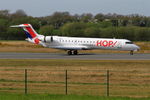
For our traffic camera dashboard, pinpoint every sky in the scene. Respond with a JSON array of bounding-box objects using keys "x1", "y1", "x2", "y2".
[{"x1": 0, "y1": 0, "x2": 149, "y2": 17}]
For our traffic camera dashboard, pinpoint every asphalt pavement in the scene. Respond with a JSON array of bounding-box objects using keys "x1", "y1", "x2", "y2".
[{"x1": 0, "y1": 53, "x2": 149, "y2": 60}]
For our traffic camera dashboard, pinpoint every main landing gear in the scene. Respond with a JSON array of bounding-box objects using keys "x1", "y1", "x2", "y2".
[{"x1": 67, "y1": 50, "x2": 78, "y2": 55}]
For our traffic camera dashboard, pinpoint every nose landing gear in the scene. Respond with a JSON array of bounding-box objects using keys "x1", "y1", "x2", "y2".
[{"x1": 130, "y1": 50, "x2": 133, "y2": 55}]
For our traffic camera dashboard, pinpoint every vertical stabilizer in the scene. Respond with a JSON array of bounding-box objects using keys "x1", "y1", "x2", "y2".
[
  {"x1": 11, "y1": 24, "x2": 39, "y2": 39},
  {"x1": 11, "y1": 24, "x2": 45, "y2": 45}
]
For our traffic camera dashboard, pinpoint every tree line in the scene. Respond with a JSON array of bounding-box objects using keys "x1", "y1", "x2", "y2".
[{"x1": 0, "y1": 9, "x2": 150, "y2": 41}]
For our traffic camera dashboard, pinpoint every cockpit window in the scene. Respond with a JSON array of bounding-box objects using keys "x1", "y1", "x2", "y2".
[{"x1": 126, "y1": 42, "x2": 133, "y2": 44}]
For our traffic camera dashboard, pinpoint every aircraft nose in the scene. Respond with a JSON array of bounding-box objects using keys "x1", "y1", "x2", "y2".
[{"x1": 134, "y1": 44, "x2": 140, "y2": 51}]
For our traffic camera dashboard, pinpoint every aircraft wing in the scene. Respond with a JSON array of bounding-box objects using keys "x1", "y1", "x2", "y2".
[{"x1": 52, "y1": 45, "x2": 90, "y2": 50}]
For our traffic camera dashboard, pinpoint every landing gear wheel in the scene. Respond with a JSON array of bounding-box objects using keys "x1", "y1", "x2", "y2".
[
  {"x1": 73, "y1": 50, "x2": 78, "y2": 55},
  {"x1": 67, "y1": 50, "x2": 72, "y2": 55},
  {"x1": 130, "y1": 50, "x2": 133, "y2": 55}
]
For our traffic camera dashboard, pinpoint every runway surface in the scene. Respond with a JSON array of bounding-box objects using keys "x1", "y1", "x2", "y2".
[{"x1": 0, "y1": 53, "x2": 149, "y2": 60}]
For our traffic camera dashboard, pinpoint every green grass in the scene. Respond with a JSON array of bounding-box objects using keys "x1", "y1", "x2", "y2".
[
  {"x1": 0, "y1": 59, "x2": 149, "y2": 67},
  {"x1": 0, "y1": 59, "x2": 149, "y2": 72},
  {"x1": 0, "y1": 93, "x2": 150, "y2": 100},
  {"x1": 0, "y1": 60, "x2": 150, "y2": 97}
]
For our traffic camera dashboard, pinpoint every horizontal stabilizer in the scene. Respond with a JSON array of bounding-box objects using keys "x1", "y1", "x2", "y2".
[{"x1": 10, "y1": 24, "x2": 30, "y2": 28}]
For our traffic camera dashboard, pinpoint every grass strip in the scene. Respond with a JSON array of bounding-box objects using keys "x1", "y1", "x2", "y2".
[{"x1": 0, "y1": 93, "x2": 150, "y2": 100}]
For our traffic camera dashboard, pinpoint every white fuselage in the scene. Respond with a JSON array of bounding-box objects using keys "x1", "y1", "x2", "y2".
[{"x1": 39, "y1": 36, "x2": 140, "y2": 51}]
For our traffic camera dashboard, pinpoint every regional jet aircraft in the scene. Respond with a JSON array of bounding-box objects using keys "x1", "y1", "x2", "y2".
[{"x1": 11, "y1": 24, "x2": 140, "y2": 55}]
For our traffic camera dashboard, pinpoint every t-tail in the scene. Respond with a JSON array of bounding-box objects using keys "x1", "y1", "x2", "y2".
[{"x1": 10, "y1": 24, "x2": 46, "y2": 46}]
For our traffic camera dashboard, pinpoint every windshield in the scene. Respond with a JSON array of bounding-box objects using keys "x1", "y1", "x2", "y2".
[{"x1": 125, "y1": 42, "x2": 133, "y2": 44}]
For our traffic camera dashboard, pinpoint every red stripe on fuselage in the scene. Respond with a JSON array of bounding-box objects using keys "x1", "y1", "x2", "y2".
[{"x1": 24, "y1": 24, "x2": 36, "y2": 38}]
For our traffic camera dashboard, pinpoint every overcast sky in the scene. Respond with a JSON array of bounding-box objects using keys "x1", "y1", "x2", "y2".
[{"x1": 0, "y1": 0, "x2": 149, "y2": 17}]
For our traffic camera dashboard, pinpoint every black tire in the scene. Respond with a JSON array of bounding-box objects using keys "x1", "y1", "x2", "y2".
[
  {"x1": 73, "y1": 50, "x2": 78, "y2": 55},
  {"x1": 68, "y1": 50, "x2": 72, "y2": 55}
]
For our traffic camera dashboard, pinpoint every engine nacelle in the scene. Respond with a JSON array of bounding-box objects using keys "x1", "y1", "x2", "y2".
[{"x1": 38, "y1": 36, "x2": 53, "y2": 42}]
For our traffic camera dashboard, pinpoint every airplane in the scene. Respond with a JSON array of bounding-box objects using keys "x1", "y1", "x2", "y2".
[{"x1": 11, "y1": 24, "x2": 140, "y2": 55}]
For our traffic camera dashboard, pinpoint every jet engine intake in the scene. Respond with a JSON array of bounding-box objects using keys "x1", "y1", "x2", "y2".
[{"x1": 38, "y1": 36, "x2": 53, "y2": 43}]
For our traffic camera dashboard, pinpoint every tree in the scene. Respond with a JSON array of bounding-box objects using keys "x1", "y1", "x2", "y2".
[
  {"x1": 61, "y1": 22, "x2": 86, "y2": 37},
  {"x1": 46, "y1": 12, "x2": 75, "y2": 29},
  {"x1": 111, "y1": 19, "x2": 119, "y2": 27},
  {"x1": 39, "y1": 25, "x2": 54, "y2": 36},
  {"x1": 0, "y1": 9, "x2": 150, "y2": 41},
  {"x1": 6, "y1": 28, "x2": 25, "y2": 40},
  {"x1": 94, "y1": 13, "x2": 105, "y2": 22},
  {"x1": 121, "y1": 19, "x2": 128, "y2": 26},
  {"x1": 116, "y1": 27, "x2": 135, "y2": 40},
  {"x1": 136, "y1": 28, "x2": 150, "y2": 41},
  {"x1": 11, "y1": 9, "x2": 27, "y2": 18},
  {"x1": 0, "y1": 19, "x2": 8, "y2": 39},
  {"x1": 100, "y1": 27, "x2": 115, "y2": 38},
  {"x1": 80, "y1": 13, "x2": 93, "y2": 23},
  {"x1": 0, "y1": 10, "x2": 10, "y2": 19},
  {"x1": 84, "y1": 27, "x2": 100, "y2": 38}
]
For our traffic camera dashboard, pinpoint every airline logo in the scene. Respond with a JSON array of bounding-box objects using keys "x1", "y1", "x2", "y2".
[
  {"x1": 96, "y1": 40, "x2": 117, "y2": 47},
  {"x1": 23, "y1": 24, "x2": 37, "y2": 39},
  {"x1": 23, "y1": 24, "x2": 40, "y2": 44},
  {"x1": 34, "y1": 38, "x2": 40, "y2": 44}
]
